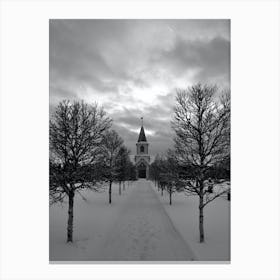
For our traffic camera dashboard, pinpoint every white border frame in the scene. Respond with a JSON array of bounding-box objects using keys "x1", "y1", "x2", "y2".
[{"x1": 1, "y1": 0, "x2": 280, "y2": 279}]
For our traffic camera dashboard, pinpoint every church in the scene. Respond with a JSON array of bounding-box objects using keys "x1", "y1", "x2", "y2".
[{"x1": 134, "y1": 118, "x2": 151, "y2": 179}]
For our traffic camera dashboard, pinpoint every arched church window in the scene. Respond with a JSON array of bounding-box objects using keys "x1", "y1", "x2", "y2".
[{"x1": 140, "y1": 145, "x2": 144, "y2": 153}]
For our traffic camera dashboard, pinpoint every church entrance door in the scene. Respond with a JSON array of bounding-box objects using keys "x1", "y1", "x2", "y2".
[
  {"x1": 138, "y1": 169, "x2": 146, "y2": 178},
  {"x1": 138, "y1": 162, "x2": 147, "y2": 179}
]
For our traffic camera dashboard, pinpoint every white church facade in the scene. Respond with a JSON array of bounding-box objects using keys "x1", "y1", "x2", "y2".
[{"x1": 134, "y1": 120, "x2": 151, "y2": 179}]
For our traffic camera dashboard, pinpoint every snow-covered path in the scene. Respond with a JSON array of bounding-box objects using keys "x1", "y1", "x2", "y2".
[{"x1": 90, "y1": 179, "x2": 195, "y2": 261}]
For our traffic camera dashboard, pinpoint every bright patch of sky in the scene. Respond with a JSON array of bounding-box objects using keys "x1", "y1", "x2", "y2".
[{"x1": 50, "y1": 19, "x2": 230, "y2": 155}]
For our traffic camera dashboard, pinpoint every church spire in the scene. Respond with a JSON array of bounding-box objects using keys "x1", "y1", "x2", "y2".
[{"x1": 137, "y1": 117, "x2": 147, "y2": 142}]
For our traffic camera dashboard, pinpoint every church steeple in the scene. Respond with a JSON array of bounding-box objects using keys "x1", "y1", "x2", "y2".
[
  {"x1": 137, "y1": 117, "x2": 147, "y2": 142},
  {"x1": 138, "y1": 126, "x2": 147, "y2": 142}
]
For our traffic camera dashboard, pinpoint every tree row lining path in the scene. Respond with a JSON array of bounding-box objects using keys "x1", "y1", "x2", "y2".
[{"x1": 91, "y1": 179, "x2": 195, "y2": 261}]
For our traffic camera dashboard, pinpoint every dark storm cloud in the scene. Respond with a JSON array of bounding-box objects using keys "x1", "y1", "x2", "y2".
[
  {"x1": 49, "y1": 20, "x2": 131, "y2": 102},
  {"x1": 50, "y1": 19, "x2": 230, "y2": 155},
  {"x1": 150, "y1": 36, "x2": 230, "y2": 86}
]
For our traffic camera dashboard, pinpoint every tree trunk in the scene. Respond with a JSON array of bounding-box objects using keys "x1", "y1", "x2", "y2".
[
  {"x1": 161, "y1": 187, "x2": 163, "y2": 196},
  {"x1": 123, "y1": 181, "x2": 125, "y2": 191},
  {"x1": 119, "y1": 181, "x2": 121, "y2": 195},
  {"x1": 199, "y1": 196, "x2": 204, "y2": 243},
  {"x1": 109, "y1": 181, "x2": 112, "y2": 204},
  {"x1": 169, "y1": 191, "x2": 172, "y2": 205},
  {"x1": 67, "y1": 190, "x2": 75, "y2": 242}
]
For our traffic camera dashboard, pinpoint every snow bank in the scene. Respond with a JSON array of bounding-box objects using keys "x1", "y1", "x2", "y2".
[
  {"x1": 49, "y1": 181, "x2": 134, "y2": 261},
  {"x1": 152, "y1": 182, "x2": 230, "y2": 261}
]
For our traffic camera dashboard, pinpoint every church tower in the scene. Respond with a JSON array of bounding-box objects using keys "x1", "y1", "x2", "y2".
[{"x1": 135, "y1": 117, "x2": 150, "y2": 179}]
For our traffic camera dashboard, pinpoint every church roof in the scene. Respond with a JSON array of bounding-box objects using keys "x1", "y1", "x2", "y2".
[{"x1": 137, "y1": 126, "x2": 147, "y2": 142}]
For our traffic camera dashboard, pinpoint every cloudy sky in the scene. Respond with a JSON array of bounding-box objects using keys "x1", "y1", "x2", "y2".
[{"x1": 50, "y1": 19, "x2": 230, "y2": 155}]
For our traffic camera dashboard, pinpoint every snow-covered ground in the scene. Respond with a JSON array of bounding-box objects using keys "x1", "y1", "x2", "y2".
[
  {"x1": 50, "y1": 180, "x2": 230, "y2": 262},
  {"x1": 49, "y1": 182, "x2": 134, "y2": 261},
  {"x1": 153, "y1": 182, "x2": 230, "y2": 261}
]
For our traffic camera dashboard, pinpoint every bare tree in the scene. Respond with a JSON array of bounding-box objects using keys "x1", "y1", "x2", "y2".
[
  {"x1": 160, "y1": 172, "x2": 177, "y2": 205},
  {"x1": 116, "y1": 146, "x2": 131, "y2": 195},
  {"x1": 172, "y1": 83, "x2": 230, "y2": 243},
  {"x1": 165, "y1": 151, "x2": 182, "y2": 205},
  {"x1": 99, "y1": 130, "x2": 124, "y2": 204},
  {"x1": 49, "y1": 100, "x2": 112, "y2": 242},
  {"x1": 150, "y1": 155, "x2": 167, "y2": 195},
  {"x1": 150, "y1": 154, "x2": 161, "y2": 191},
  {"x1": 153, "y1": 153, "x2": 180, "y2": 205}
]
